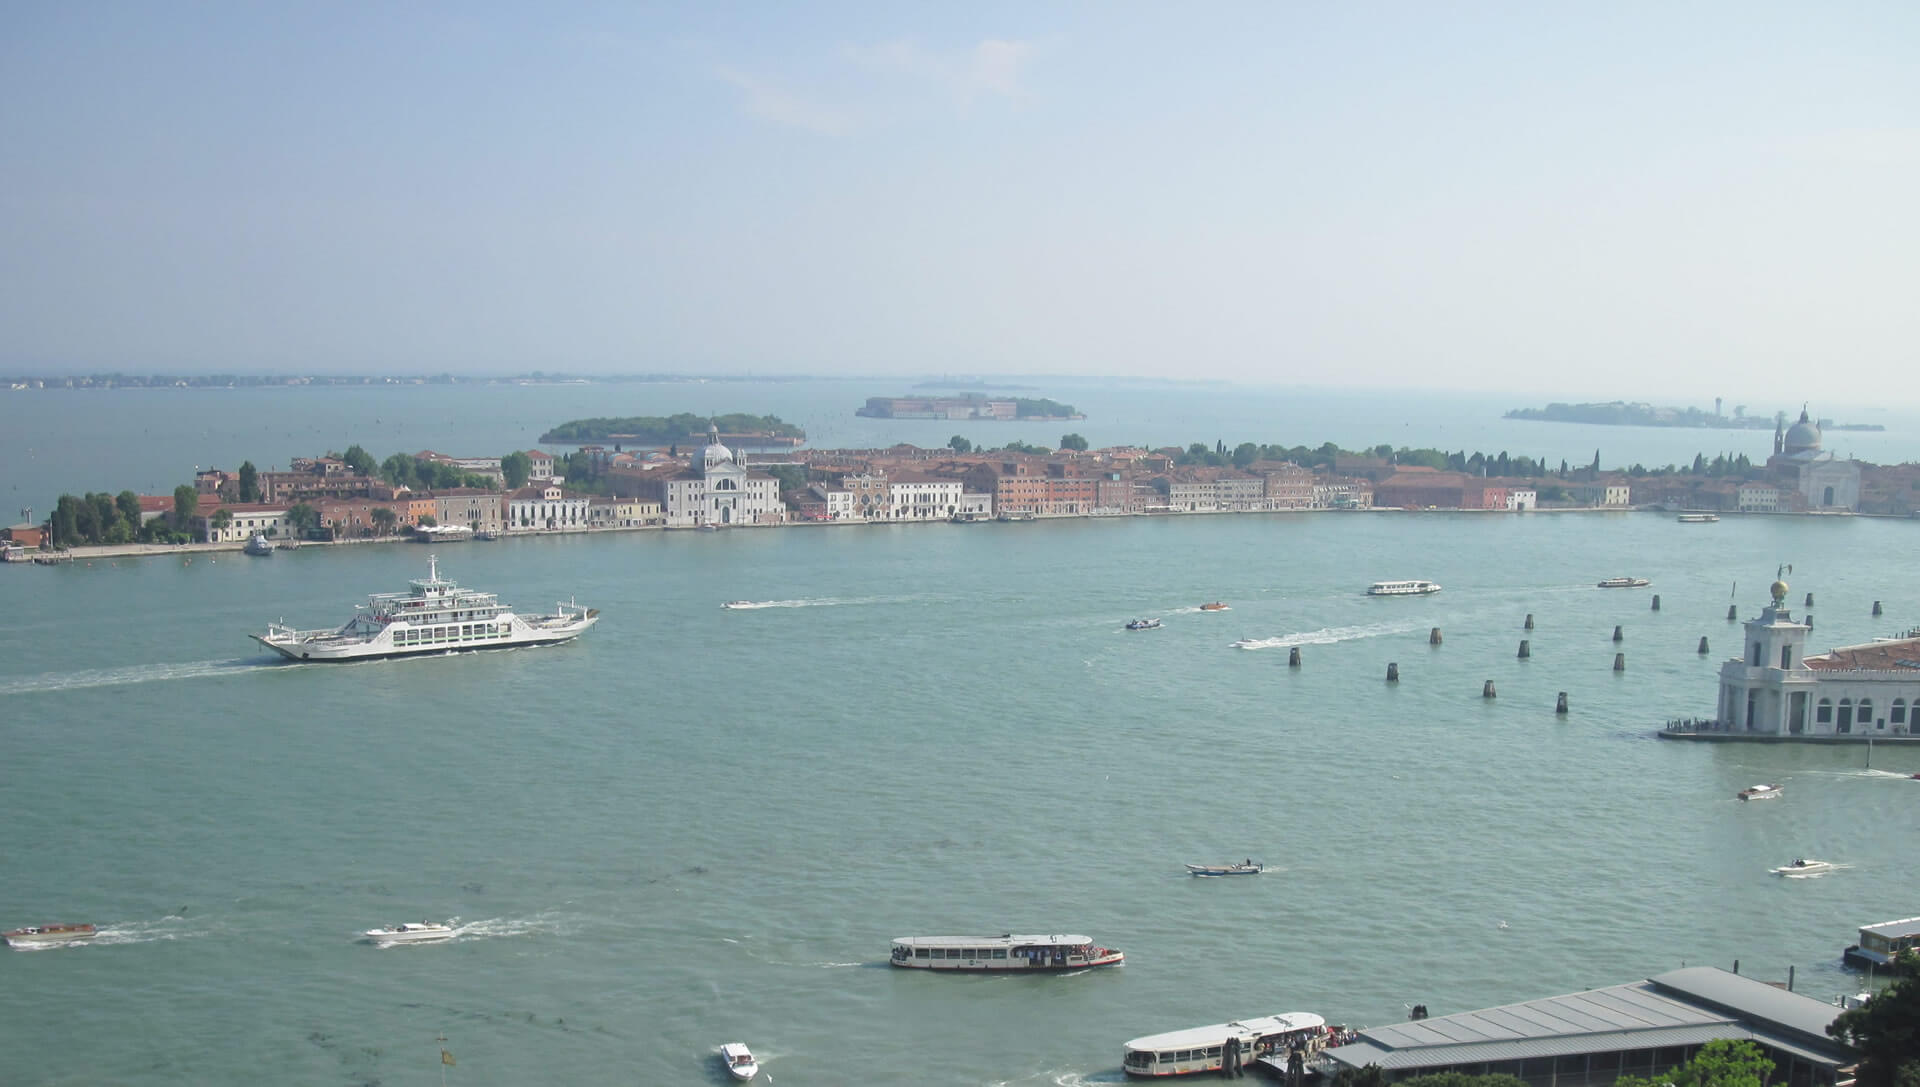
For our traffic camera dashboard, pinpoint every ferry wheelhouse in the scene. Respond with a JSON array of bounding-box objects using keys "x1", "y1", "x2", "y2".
[
  {"x1": 1367, "y1": 580, "x2": 1441, "y2": 596},
  {"x1": 889, "y1": 933, "x2": 1123, "y2": 971},
  {"x1": 253, "y1": 556, "x2": 597, "y2": 662},
  {"x1": 1123, "y1": 1012, "x2": 1326, "y2": 1077}
]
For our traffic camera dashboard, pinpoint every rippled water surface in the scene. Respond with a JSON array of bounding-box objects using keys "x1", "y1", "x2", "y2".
[{"x1": 4, "y1": 511, "x2": 1919, "y2": 1086}]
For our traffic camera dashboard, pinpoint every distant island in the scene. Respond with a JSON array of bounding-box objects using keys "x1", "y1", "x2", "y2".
[
  {"x1": 1505, "y1": 401, "x2": 1883, "y2": 432},
  {"x1": 540, "y1": 412, "x2": 804, "y2": 446},
  {"x1": 910, "y1": 378, "x2": 1037, "y2": 392},
  {"x1": 857, "y1": 395, "x2": 1083, "y2": 421}
]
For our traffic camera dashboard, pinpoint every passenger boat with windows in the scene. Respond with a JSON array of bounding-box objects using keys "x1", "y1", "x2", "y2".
[
  {"x1": 4, "y1": 922, "x2": 97, "y2": 948},
  {"x1": 253, "y1": 556, "x2": 597, "y2": 662},
  {"x1": 890, "y1": 934, "x2": 1123, "y2": 971},
  {"x1": 364, "y1": 920, "x2": 455, "y2": 943},
  {"x1": 1738, "y1": 783, "x2": 1783, "y2": 801},
  {"x1": 1598, "y1": 577, "x2": 1651, "y2": 588},
  {"x1": 1123, "y1": 1012, "x2": 1327, "y2": 1078},
  {"x1": 718, "y1": 1042, "x2": 759, "y2": 1081},
  {"x1": 1186, "y1": 860, "x2": 1264, "y2": 876},
  {"x1": 1677, "y1": 513, "x2": 1720, "y2": 523},
  {"x1": 1367, "y1": 580, "x2": 1440, "y2": 596}
]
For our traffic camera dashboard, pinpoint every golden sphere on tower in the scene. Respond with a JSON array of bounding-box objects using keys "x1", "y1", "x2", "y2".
[{"x1": 1770, "y1": 579, "x2": 1789, "y2": 601}]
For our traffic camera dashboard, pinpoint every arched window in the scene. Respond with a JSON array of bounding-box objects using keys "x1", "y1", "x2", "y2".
[
  {"x1": 1893, "y1": 699, "x2": 1908, "y2": 725},
  {"x1": 1859, "y1": 699, "x2": 1874, "y2": 727},
  {"x1": 1816, "y1": 698, "x2": 1833, "y2": 723}
]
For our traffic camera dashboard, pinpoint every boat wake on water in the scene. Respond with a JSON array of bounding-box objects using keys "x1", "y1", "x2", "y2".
[
  {"x1": 721, "y1": 596, "x2": 889, "y2": 610},
  {"x1": 0, "y1": 659, "x2": 263, "y2": 696},
  {"x1": 1230, "y1": 620, "x2": 1425, "y2": 650}
]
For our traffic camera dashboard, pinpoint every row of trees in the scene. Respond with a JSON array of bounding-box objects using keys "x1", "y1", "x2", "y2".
[{"x1": 46, "y1": 492, "x2": 177, "y2": 547}]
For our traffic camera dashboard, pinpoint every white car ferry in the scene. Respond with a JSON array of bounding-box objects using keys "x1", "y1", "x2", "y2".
[
  {"x1": 253, "y1": 556, "x2": 597, "y2": 662},
  {"x1": 1123, "y1": 1011, "x2": 1326, "y2": 1077},
  {"x1": 1367, "y1": 580, "x2": 1441, "y2": 596},
  {"x1": 890, "y1": 933, "x2": 1124, "y2": 971}
]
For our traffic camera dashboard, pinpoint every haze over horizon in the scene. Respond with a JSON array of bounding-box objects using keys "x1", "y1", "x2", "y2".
[{"x1": 3, "y1": 3, "x2": 1916, "y2": 404}]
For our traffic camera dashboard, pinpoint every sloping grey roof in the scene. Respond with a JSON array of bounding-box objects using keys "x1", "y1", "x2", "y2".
[
  {"x1": 1646, "y1": 967, "x2": 1841, "y2": 1044},
  {"x1": 1322, "y1": 969, "x2": 1850, "y2": 1075},
  {"x1": 1861, "y1": 916, "x2": 1920, "y2": 940}
]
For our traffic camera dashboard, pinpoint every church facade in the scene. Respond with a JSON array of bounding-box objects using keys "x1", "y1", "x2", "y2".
[
  {"x1": 661, "y1": 427, "x2": 785, "y2": 528},
  {"x1": 1765, "y1": 408, "x2": 1860, "y2": 512}
]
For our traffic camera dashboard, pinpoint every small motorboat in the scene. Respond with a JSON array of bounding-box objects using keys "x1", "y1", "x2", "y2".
[
  {"x1": 1597, "y1": 577, "x2": 1651, "y2": 588},
  {"x1": 364, "y1": 920, "x2": 456, "y2": 943},
  {"x1": 719, "y1": 1042, "x2": 759, "y2": 1082},
  {"x1": 1199, "y1": 602, "x2": 1230, "y2": 611},
  {"x1": 244, "y1": 534, "x2": 275, "y2": 556},
  {"x1": 721, "y1": 600, "x2": 754, "y2": 609},
  {"x1": 4, "y1": 922, "x2": 97, "y2": 948},
  {"x1": 1126, "y1": 618, "x2": 1162, "y2": 631},
  {"x1": 1771, "y1": 858, "x2": 1836, "y2": 876},
  {"x1": 1737, "y1": 783, "x2": 1783, "y2": 801},
  {"x1": 1229, "y1": 638, "x2": 1261, "y2": 649},
  {"x1": 1186, "y1": 861, "x2": 1264, "y2": 877}
]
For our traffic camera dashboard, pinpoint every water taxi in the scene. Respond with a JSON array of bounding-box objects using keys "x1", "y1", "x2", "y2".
[
  {"x1": 4, "y1": 922, "x2": 97, "y2": 948},
  {"x1": 1598, "y1": 577, "x2": 1651, "y2": 588},
  {"x1": 1738, "y1": 783, "x2": 1783, "y2": 801},
  {"x1": 412, "y1": 523, "x2": 473, "y2": 543},
  {"x1": 1126, "y1": 618, "x2": 1162, "y2": 630},
  {"x1": 1772, "y1": 858, "x2": 1836, "y2": 876},
  {"x1": 889, "y1": 934, "x2": 1123, "y2": 971},
  {"x1": 364, "y1": 921, "x2": 456, "y2": 943},
  {"x1": 1198, "y1": 602, "x2": 1229, "y2": 611},
  {"x1": 253, "y1": 556, "x2": 597, "y2": 662},
  {"x1": 1367, "y1": 580, "x2": 1440, "y2": 596},
  {"x1": 718, "y1": 1042, "x2": 759, "y2": 1081},
  {"x1": 1123, "y1": 1012, "x2": 1326, "y2": 1078}
]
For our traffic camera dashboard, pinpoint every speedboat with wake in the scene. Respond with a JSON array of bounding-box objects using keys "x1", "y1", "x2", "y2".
[
  {"x1": 1737, "y1": 783, "x2": 1783, "y2": 801},
  {"x1": 719, "y1": 1042, "x2": 759, "y2": 1081},
  {"x1": 1771, "y1": 858, "x2": 1837, "y2": 876},
  {"x1": 1187, "y1": 860, "x2": 1264, "y2": 876},
  {"x1": 5, "y1": 922, "x2": 97, "y2": 948},
  {"x1": 364, "y1": 920, "x2": 456, "y2": 943},
  {"x1": 1126, "y1": 618, "x2": 1162, "y2": 631}
]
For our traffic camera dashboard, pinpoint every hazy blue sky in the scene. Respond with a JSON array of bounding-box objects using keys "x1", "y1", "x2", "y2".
[{"x1": 3, "y1": 3, "x2": 1916, "y2": 399}]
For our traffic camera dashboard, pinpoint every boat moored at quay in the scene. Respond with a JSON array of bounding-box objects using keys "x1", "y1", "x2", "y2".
[
  {"x1": 1123, "y1": 1012, "x2": 1327, "y2": 1077},
  {"x1": 252, "y1": 556, "x2": 597, "y2": 662},
  {"x1": 889, "y1": 934, "x2": 1123, "y2": 971}
]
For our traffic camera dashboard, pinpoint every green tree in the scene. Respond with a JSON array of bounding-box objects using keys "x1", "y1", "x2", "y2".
[
  {"x1": 173, "y1": 484, "x2": 199, "y2": 528},
  {"x1": 1059, "y1": 433, "x2": 1089, "y2": 452},
  {"x1": 370, "y1": 507, "x2": 396, "y2": 535},
  {"x1": 237, "y1": 460, "x2": 259, "y2": 502},
  {"x1": 417, "y1": 514, "x2": 437, "y2": 527},
  {"x1": 210, "y1": 509, "x2": 233, "y2": 536},
  {"x1": 1399, "y1": 1074, "x2": 1526, "y2": 1087},
  {"x1": 1615, "y1": 1038, "x2": 1774, "y2": 1087},
  {"x1": 501, "y1": 451, "x2": 532, "y2": 489},
  {"x1": 286, "y1": 503, "x2": 320, "y2": 538},
  {"x1": 1332, "y1": 1063, "x2": 1386, "y2": 1087},
  {"x1": 1829, "y1": 953, "x2": 1920, "y2": 1087},
  {"x1": 767, "y1": 464, "x2": 809, "y2": 495},
  {"x1": 380, "y1": 453, "x2": 417, "y2": 488},
  {"x1": 116, "y1": 490, "x2": 142, "y2": 528},
  {"x1": 948, "y1": 435, "x2": 972, "y2": 454},
  {"x1": 341, "y1": 444, "x2": 377, "y2": 475},
  {"x1": 1232, "y1": 442, "x2": 1259, "y2": 468}
]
